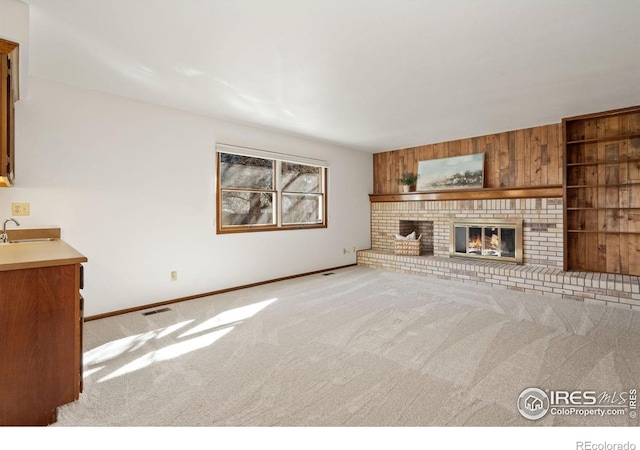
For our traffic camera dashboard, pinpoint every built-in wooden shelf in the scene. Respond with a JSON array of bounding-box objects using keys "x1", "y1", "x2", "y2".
[
  {"x1": 566, "y1": 157, "x2": 640, "y2": 166},
  {"x1": 563, "y1": 105, "x2": 640, "y2": 275},
  {"x1": 566, "y1": 133, "x2": 640, "y2": 145},
  {"x1": 369, "y1": 185, "x2": 562, "y2": 202},
  {"x1": 567, "y1": 207, "x2": 640, "y2": 210},
  {"x1": 567, "y1": 182, "x2": 640, "y2": 189},
  {"x1": 567, "y1": 230, "x2": 640, "y2": 234}
]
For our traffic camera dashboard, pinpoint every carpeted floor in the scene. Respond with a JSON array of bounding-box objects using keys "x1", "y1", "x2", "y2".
[{"x1": 54, "y1": 266, "x2": 640, "y2": 426}]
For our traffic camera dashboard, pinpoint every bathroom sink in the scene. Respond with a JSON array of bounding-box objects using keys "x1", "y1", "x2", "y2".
[{"x1": 8, "y1": 238, "x2": 59, "y2": 244}]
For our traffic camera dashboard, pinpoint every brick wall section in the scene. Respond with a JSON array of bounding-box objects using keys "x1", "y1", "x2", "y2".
[
  {"x1": 371, "y1": 197, "x2": 563, "y2": 268},
  {"x1": 357, "y1": 251, "x2": 640, "y2": 311},
  {"x1": 361, "y1": 196, "x2": 640, "y2": 310}
]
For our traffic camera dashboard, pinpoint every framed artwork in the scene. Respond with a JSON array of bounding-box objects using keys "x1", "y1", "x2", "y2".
[{"x1": 417, "y1": 153, "x2": 484, "y2": 191}]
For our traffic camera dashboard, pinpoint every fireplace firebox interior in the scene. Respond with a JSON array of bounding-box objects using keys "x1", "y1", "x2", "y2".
[{"x1": 398, "y1": 220, "x2": 434, "y2": 256}]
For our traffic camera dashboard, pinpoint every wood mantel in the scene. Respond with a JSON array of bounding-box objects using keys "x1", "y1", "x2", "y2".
[{"x1": 369, "y1": 185, "x2": 563, "y2": 202}]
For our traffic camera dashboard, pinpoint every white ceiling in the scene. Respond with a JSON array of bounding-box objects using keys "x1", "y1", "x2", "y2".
[{"x1": 22, "y1": 0, "x2": 640, "y2": 152}]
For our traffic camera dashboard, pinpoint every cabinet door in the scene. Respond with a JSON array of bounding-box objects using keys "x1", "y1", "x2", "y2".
[
  {"x1": 79, "y1": 292, "x2": 84, "y2": 393},
  {"x1": 0, "y1": 39, "x2": 17, "y2": 187},
  {"x1": 0, "y1": 265, "x2": 80, "y2": 425}
]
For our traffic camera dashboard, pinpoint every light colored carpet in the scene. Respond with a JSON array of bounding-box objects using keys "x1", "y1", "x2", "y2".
[{"x1": 55, "y1": 266, "x2": 640, "y2": 426}]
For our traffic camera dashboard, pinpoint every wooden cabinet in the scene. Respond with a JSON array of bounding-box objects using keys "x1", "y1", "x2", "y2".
[
  {"x1": 0, "y1": 263, "x2": 84, "y2": 425},
  {"x1": 563, "y1": 105, "x2": 640, "y2": 275},
  {"x1": 0, "y1": 38, "x2": 18, "y2": 187}
]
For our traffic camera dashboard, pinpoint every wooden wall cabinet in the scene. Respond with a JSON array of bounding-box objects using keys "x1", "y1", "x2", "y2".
[
  {"x1": 0, "y1": 264, "x2": 84, "y2": 426},
  {"x1": 564, "y1": 106, "x2": 640, "y2": 275},
  {"x1": 0, "y1": 38, "x2": 19, "y2": 187}
]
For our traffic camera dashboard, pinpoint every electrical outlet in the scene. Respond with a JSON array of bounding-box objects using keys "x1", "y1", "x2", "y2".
[
  {"x1": 170, "y1": 271, "x2": 178, "y2": 281},
  {"x1": 352, "y1": 246, "x2": 357, "y2": 253},
  {"x1": 11, "y1": 203, "x2": 30, "y2": 216}
]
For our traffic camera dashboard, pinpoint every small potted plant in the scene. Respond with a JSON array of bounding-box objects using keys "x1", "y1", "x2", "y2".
[{"x1": 397, "y1": 172, "x2": 418, "y2": 192}]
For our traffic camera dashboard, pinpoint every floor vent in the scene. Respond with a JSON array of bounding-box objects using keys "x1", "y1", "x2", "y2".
[
  {"x1": 322, "y1": 272, "x2": 335, "y2": 276},
  {"x1": 142, "y1": 307, "x2": 172, "y2": 316}
]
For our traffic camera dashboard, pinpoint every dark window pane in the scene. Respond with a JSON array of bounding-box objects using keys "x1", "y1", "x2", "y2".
[
  {"x1": 501, "y1": 228, "x2": 516, "y2": 257},
  {"x1": 220, "y1": 153, "x2": 274, "y2": 189},
  {"x1": 281, "y1": 162, "x2": 322, "y2": 193},
  {"x1": 454, "y1": 227, "x2": 466, "y2": 253},
  {"x1": 221, "y1": 191, "x2": 274, "y2": 226},
  {"x1": 282, "y1": 193, "x2": 322, "y2": 224}
]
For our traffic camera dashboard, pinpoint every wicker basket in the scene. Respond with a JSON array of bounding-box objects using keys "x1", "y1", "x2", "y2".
[{"x1": 393, "y1": 234, "x2": 422, "y2": 256}]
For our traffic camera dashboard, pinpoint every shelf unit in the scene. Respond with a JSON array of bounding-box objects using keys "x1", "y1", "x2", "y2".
[{"x1": 563, "y1": 106, "x2": 640, "y2": 275}]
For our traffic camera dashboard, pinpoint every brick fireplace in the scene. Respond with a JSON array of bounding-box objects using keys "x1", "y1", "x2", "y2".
[
  {"x1": 368, "y1": 197, "x2": 562, "y2": 267},
  {"x1": 363, "y1": 110, "x2": 640, "y2": 310},
  {"x1": 358, "y1": 196, "x2": 640, "y2": 310}
]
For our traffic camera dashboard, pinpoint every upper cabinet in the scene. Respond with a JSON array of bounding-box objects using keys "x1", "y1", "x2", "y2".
[{"x1": 0, "y1": 38, "x2": 19, "y2": 187}]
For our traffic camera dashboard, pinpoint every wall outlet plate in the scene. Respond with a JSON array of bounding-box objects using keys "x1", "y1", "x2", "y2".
[{"x1": 11, "y1": 203, "x2": 30, "y2": 216}]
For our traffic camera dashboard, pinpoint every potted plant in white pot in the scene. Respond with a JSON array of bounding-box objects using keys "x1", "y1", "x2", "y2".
[{"x1": 397, "y1": 172, "x2": 418, "y2": 192}]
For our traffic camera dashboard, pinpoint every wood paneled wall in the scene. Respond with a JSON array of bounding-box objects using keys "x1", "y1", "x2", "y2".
[{"x1": 373, "y1": 124, "x2": 562, "y2": 194}]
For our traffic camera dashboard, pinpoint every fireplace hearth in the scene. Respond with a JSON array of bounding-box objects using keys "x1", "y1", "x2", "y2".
[{"x1": 450, "y1": 219, "x2": 522, "y2": 264}]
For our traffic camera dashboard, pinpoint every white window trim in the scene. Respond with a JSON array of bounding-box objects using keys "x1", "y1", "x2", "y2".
[{"x1": 216, "y1": 143, "x2": 329, "y2": 167}]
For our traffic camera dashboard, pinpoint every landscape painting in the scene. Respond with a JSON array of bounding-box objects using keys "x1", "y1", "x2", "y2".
[{"x1": 417, "y1": 153, "x2": 484, "y2": 191}]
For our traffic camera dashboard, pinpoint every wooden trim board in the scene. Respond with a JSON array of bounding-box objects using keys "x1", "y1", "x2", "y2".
[
  {"x1": 369, "y1": 185, "x2": 562, "y2": 202},
  {"x1": 86, "y1": 264, "x2": 357, "y2": 321}
]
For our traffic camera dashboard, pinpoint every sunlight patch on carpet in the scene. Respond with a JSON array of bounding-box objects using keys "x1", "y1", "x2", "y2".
[
  {"x1": 179, "y1": 297, "x2": 278, "y2": 338},
  {"x1": 98, "y1": 327, "x2": 234, "y2": 383},
  {"x1": 84, "y1": 320, "x2": 195, "y2": 365}
]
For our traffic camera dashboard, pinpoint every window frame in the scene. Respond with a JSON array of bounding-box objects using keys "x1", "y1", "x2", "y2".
[{"x1": 216, "y1": 146, "x2": 328, "y2": 234}]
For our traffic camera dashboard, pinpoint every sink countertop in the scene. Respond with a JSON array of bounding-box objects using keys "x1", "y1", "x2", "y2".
[{"x1": 0, "y1": 228, "x2": 87, "y2": 271}]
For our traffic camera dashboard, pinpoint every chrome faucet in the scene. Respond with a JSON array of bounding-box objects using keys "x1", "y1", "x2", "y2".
[{"x1": 0, "y1": 218, "x2": 20, "y2": 243}]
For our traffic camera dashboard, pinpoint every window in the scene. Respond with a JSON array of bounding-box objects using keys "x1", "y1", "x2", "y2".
[{"x1": 216, "y1": 145, "x2": 327, "y2": 233}]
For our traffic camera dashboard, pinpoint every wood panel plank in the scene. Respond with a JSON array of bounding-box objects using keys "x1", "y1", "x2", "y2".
[
  {"x1": 567, "y1": 233, "x2": 582, "y2": 270},
  {"x1": 585, "y1": 232, "x2": 599, "y2": 271},
  {"x1": 628, "y1": 234, "x2": 640, "y2": 276},
  {"x1": 523, "y1": 127, "x2": 532, "y2": 187},
  {"x1": 595, "y1": 232, "x2": 607, "y2": 273},
  {"x1": 548, "y1": 124, "x2": 562, "y2": 185},
  {"x1": 531, "y1": 126, "x2": 542, "y2": 186},
  {"x1": 605, "y1": 233, "x2": 622, "y2": 273},
  {"x1": 540, "y1": 126, "x2": 550, "y2": 185},
  {"x1": 514, "y1": 129, "x2": 525, "y2": 187}
]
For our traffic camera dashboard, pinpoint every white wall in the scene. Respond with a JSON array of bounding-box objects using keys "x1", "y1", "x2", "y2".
[{"x1": 2, "y1": 77, "x2": 372, "y2": 316}]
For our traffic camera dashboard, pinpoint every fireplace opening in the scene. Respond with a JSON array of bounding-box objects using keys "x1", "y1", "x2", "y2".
[
  {"x1": 450, "y1": 219, "x2": 522, "y2": 264},
  {"x1": 398, "y1": 220, "x2": 434, "y2": 256}
]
